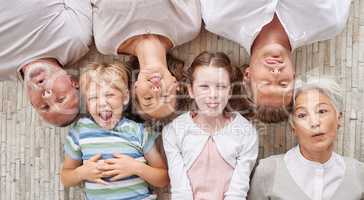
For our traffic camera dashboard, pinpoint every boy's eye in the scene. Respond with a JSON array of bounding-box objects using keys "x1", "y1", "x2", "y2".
[
  {"x1": 199, "y1": 84, "x2": 209, "y2": 88},
  {"x1": 296, "y1": 112, "x2": 306, "y2": 118}
]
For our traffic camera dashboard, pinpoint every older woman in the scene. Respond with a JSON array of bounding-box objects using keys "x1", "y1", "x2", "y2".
[
  {"x1": 248, "y1": 77, "x2": 364, "y2": 200},
  {"x1": 92, "y1": 0, "x2": 201, "y2": 120}
]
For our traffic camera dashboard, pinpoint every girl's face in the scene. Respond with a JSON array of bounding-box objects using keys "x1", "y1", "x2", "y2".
[
  {"x1": 86, "y1": 81, "x2": 129, "y2": 130},
  {"x1": 292, "y1": 89, "x2": 340, "y2": 153},
  {"x1": 188, "y1": 66, "x2": 231, "y2": 117}
]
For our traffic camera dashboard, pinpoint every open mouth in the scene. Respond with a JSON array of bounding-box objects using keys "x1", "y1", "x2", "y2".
[
  {"x1": 99, "y1": 111, "x2": 113, "y2": 122},
  {"x1": 265, "y1": 57, "x2": 283, "y2": 65}
]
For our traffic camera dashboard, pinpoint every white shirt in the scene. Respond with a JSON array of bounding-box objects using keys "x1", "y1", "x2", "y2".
[
  {"x1": 200, "y1": 0, "x2": 351, "y2": 54},
  {"x1": 0, "y1": 0, "x2": 92, "y2": 80},
  {"x1": 92, "y1": 0, "x2": 202, "y2": 55},
  {"x1": 284, "y1": 146, "x2": 346, "y2": 200},
  {"x1": 162, "y1": 112, "x2": 258, "y2": 200}
]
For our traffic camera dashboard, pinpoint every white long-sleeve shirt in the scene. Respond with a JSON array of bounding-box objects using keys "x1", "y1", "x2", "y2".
[
  {"x1": 92, "y1": 0, "x2": 202, "y2": 55},
  {"x1": 162, "y1": 112, "x2": 258, "y2": 200},
  {"x1": 284, "y1": 146, "x2": 346, "y2": 200},
  {"x1": 200, "y1": 0, "x2": 351, "y2": 54},
  {"x1": 0, "y1": 0, "x2": 92, "y2": 80}
]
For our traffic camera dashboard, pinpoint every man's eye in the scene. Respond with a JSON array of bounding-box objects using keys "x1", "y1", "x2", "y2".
[
  {"x1": 280, "y1": 82, "x2": 289, "y2": 88},
  {"x1": 199, "y1": 85, "x2": 209, "y2": 88},
  {"x1": 56, "y1": 96, "x2": 66, "y2": 103},
  {"x1": 318, "y1": 109, "x2": 328, "y2": 114}
]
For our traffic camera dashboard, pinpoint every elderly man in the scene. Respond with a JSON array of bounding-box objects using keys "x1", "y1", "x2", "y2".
[
  {"x1": 201, "y1": 0, "x2": 351, "y2": 123},
  {"x1": 0, "y1": 0, "x2": 92, "y2": 126}
]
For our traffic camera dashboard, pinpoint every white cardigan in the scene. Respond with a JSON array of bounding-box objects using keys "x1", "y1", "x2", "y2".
[{"x1": 162, "y1": 112, "x2": 258, "y2": 200}]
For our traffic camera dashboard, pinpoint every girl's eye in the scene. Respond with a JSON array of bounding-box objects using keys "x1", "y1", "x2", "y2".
[
  {"x1": 199, "y1": 84, "x2": 209, "y2": 88},
  {"x1": 217, "y1": 85, "x2": 227, "y2": 89},
  {"x1": 105, "y1": 93, "x2": 115, "y2": 98}
]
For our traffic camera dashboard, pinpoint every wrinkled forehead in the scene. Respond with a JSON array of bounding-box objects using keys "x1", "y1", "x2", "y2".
[{"x1": 294, "y1": 88, "x2": 337, "y2": 110}]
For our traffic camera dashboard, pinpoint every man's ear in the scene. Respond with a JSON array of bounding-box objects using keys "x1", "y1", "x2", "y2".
[
  {"x1": 71, "y1": 76, "x2": 79, "y2": 89},
  {"x1": 187, "y1": 84, "x2": 194, "y2": 99},
  {"x1": 242, "y1": 65, "x2": 251, "y2": 82}
]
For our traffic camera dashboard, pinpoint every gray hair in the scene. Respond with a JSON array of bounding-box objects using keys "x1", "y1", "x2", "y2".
[{"x1": 293, "y1": 76, "x2": 344, "y2": 113}]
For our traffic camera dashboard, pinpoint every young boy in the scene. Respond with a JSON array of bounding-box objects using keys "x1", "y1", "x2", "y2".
[{"x1": 60, "y1": 63, "x2": 169, "y2": 200}]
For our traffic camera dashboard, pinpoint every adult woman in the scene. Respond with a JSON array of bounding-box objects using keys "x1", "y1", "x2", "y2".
[
  {"x1": 248, "y1": 77, "x2": 364, "y2": 200},
  {"x1": 92, "y1": 0, "x2": 201, "y2": 120}
]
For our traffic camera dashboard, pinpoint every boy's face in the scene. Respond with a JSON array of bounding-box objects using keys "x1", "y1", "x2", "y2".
[{"x1": 86, "y1": 82, "x2": 129, "y2": 130}]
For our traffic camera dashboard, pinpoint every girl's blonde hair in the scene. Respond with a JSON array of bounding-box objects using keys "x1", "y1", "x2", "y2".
[{"x1": 80, "y1": 62, "x2": 130, "y2": 95}]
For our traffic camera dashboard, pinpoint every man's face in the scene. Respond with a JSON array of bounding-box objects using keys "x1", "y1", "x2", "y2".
[
  {"x1": 134, "y1": 69, "x2": 177, "y2": 119},
  {"x1": 23, "y1": 61, "x2": 79, "y2": 126},
  {"x1": 246, "y1": 43, "x2": 294, "y2": 108}
]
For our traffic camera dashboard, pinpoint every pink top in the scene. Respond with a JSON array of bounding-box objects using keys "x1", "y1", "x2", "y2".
[{"x1": 187, "y1": 137, "x2": 234, "y2": 200}]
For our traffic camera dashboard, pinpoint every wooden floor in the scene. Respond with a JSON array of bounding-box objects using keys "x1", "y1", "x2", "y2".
[{"x1": 1, "y1": 1, "x2": 363, "y2": 199}]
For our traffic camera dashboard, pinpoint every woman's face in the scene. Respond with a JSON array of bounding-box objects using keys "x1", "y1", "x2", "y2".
[
  {"x1": 134, "y1": 70, "x2": 178, "y2": 119},
  {"x1": 292, "y1": 89, "x2": 340, "y2": 153}
]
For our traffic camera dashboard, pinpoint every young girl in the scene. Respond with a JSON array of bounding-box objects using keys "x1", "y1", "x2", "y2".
[
  {"x1": 60, "y1": 63, "x2": 169, "y2": 200},
  {"x1": 162, "y1": 52, "x2": 258, "y2": 200}
]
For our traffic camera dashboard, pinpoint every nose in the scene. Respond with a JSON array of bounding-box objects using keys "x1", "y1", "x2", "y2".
[
  {"x1": 98, "y1": 95, "x2": 108, "y2": 107},
  {"x1": 209, "y1": 87, "x2": 218, "y2": 99},
  {"x1": 310, "y1": 114, "x2": 321, "y2": 129},
  {"x1": 42, "y1": 89, "x2": 52, "y2": 99}
]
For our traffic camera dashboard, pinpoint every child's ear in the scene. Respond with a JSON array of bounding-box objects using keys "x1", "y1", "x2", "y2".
[
  {"x1": 123, "y1": 90, "x2": 130, "y2": 106},
  {"x1": 187, "y1": 84, "x2": 194, "y2": 99}
]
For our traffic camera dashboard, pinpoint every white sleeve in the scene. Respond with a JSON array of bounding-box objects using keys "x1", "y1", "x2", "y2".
[
  {"x1": 225, "y1": 124, "x2": 259, "y2": 200},
  {"x1": 162, "y1": 124, "x2": 194, "y2": 200}
]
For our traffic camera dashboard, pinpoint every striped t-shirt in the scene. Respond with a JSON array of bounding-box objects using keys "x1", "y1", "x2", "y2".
[{"x1": 64, "y1": 117, "x2": 159, "y2": 200}]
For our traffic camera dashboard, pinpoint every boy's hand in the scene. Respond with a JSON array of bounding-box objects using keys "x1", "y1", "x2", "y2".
[
  {"x1": 101, "y1": 153, "x2": 141, "y2": 181},
  {"x1": 77, "y1": 154, "x2": 108, "y2": 185}
]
